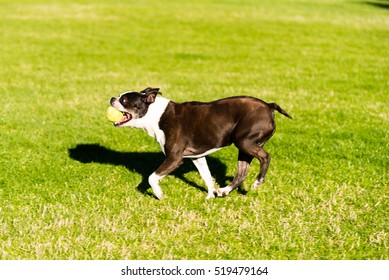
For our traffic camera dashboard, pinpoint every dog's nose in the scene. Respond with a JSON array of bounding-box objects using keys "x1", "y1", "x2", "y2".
[{"x1": 110, "y1": 97, "x2": 116, "y2": 105}]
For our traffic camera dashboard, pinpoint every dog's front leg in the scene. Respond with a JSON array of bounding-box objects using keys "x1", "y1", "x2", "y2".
[
  {"x1": 148, "y1": 173, "x2": 166, "y2": 200},
  {"x1": 192, "y1": 157, "x2": 216, "y2": 199},
  {"x1": 148, "y1": 154, "x2": 183, "y2": 199}
]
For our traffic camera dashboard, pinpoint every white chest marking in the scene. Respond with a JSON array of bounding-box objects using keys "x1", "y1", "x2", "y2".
[
  {"x1": 125, "y1": 98, "x2": 221, "y2": 158},
  {"x1": 125, "y1": 96, "x2": 170, "y2": 152}
]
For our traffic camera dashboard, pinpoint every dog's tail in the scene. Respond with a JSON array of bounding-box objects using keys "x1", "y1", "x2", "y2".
[{"x1": 268, "y1": 103, "x2": 293, "y2": 119}]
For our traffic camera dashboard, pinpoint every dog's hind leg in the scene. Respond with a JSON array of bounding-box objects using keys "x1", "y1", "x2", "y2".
[
  {"x1": 232, "y1": 137, "x2": 272, "y2": 190},
  {"x1": 216, "y1": 151, "x2": 253, "y2": 197},
  {"x1": 253, "y1": 147, "x2": 271, "y2": 188},
  {"x1": 192, "y1": 157, "x2": 216, "y2": 199}
]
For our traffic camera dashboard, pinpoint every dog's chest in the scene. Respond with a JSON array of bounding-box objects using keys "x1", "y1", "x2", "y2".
[
  {"x1": 144, "y1": 124, "x2": 166, "y2": 153},
  {"x1": 129, "y1": 97, "x2": 170, "y2": 152}
]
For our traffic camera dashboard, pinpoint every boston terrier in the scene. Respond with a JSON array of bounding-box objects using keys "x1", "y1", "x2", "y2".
[{"x1": 110, "y1": 87, "x2": 292, "y2": 199}]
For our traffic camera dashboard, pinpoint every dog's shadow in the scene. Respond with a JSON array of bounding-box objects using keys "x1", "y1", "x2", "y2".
[{"x1": 68, "y1": 143, "x2": 236, "y2": 197}]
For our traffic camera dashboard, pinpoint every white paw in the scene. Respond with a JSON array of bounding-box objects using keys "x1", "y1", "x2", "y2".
[
  {"x1": 148, "y1": 172, "x2": 165, "y2": 199},
  {"x1": 253, "y1": 178, "x2": 265, "y2": 188},
  {"x1": 153, "y1": 190, "x2": 164, "y2": 200},
  {"x1": 206, "y1": 192, "x2": 216, "y2": 199},
  {"x1": 216, "y1": 186, "x2": 231, "y2": 197}
]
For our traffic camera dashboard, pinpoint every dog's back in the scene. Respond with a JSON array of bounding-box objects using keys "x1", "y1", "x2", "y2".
[{"x1": 160, "y1": 96, "x2": 290, "y2": 152}]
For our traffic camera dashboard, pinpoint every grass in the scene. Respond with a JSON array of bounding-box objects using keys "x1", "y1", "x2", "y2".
[{"x1": 0, "y1": 0, "x2": 388, "y2": 259}]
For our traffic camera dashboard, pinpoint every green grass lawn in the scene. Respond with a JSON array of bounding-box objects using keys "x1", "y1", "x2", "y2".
[{"x1": 0, "y1": 0, "x2": 388, "y2": 259}]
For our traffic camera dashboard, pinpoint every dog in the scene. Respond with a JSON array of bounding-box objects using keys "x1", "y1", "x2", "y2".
[{"x1": 110, "y1": 87, "x2": 292, "y2": 199}]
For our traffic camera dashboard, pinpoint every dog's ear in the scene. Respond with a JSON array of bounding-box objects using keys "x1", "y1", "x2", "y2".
[{"x1": 140, "y1": 87, "x2": 161, "y2": 104}]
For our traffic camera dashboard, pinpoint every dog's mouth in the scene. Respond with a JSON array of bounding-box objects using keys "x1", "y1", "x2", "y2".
[{"x1": 114, "y1": 112, "x2": 132, "y2": 127}]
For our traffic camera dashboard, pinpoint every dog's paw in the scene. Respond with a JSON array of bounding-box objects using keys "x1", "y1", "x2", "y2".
[
  {"x1": 252, "y1": 178, "x2": 265, "y2": 189},
  {"x1": 153, "y1": 190, "x2": 164, "y2": 200},
  {"x1": 206, "y1": 192, "x2": 216, "y2": 199},
  {"x1": 216, "y1": 187, "x2": 231, "y2": 197}
]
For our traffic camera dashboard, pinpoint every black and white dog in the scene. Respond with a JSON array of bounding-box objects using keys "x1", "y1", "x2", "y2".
[{"x1": 110, "y1": 87, "x2": 292, "y2": 199}]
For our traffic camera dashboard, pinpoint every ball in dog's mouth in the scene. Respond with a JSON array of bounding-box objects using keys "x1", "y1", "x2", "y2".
[
  {"x1": 106, "y1": 106, "x2": 123, "y2": 122},
  {"x1": 106, "y1": 106, "x2": 132, "y2": 126},
  {"x1": 114, "y1": 113, "x2": 132, "y2": 127}
]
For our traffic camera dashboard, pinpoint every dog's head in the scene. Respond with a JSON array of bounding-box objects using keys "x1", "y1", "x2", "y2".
[{"x1": 110, "y1": 87, "x2": 161, "y2": 127}]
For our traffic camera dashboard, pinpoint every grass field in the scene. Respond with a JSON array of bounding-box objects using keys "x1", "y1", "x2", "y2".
[{"x1": 0, "y1": 0, "x2": 388, "y2": 259}]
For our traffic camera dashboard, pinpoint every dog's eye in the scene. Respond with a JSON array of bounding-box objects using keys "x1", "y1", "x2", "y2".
[{"x1": 120, "y1": 97, "x2": 128, "y2": 104}]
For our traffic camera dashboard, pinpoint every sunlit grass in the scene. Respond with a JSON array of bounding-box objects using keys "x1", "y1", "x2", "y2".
[{"x1": 0, "y1": 0, "x2": 388, "y2": 259}]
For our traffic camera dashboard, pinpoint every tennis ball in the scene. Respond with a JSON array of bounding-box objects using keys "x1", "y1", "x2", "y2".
[{"x1": 106, "y1": 106, "x2": 123, "y2": 122}]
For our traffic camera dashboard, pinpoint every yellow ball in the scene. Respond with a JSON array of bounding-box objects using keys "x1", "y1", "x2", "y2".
[{"x1": 106, "y1": 106, "x2": 123, "y2": 122}]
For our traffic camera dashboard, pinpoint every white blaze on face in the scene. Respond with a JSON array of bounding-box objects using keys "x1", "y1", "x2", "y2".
[{"x1": 111, "y1": 98, "x2": 126, "y2": 112}]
